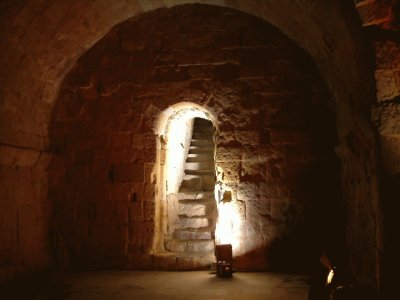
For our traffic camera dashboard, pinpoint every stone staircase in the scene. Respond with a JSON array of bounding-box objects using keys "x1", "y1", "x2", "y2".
[{"x1": 165, "y1": 118, "x2": 217, "y2": 257}]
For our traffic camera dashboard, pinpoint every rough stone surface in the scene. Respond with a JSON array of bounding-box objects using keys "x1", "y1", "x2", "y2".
[
  {"x1": 48, "y1": 5, "x2": 343, "y2": 274},
  {"x1": 0, "y1": 147, "x2": 51, "y2": 281},
  {"x1": 0, "y1": 0, "x2": 385, "y2": 292}
]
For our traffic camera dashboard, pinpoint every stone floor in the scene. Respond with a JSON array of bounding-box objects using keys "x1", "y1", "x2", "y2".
[{"x1": 1, "y1": 271, "x2": 309, "y2": 300}]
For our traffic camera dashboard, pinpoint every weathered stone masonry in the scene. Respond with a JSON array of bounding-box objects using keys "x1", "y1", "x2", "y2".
[
  {"x1": 49, "y1": 5, "x2": 341, "y2": 271},
  {"x1": 0, "y1": 0, "x2": 389, "y2": 293}
]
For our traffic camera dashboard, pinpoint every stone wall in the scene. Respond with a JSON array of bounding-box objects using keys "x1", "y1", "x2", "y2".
[
  {"x1": 0, "y1": 0, "x2": 385, "y2": 291},
  {"x1": 355, "y1": 0, "x2": 400, "y2": 295},
  {"x1": 0, "y1": 146, "x2": 51, "y2": 281},
  {"x1": 49, "y1": 5, "x2": 341, "y2": 272}
]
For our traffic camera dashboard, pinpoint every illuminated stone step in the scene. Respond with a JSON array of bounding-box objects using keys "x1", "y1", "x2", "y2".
[
  {"x1": 180, "y1": 175, "x2": 215, "y2": 191},
  {"x1": 173, "y1": 228, "x2": 214, "y2": 240},
  {"x1": 192, "y1": 132, "x2": 214, "y2": 139},
  {"x1": 165, "y1": 239, "x2": 215, "y2": 253},
  {"x1": 191, "y1": 139, "x2": 213, "y2": 147},
  {"x1": 179, "y1": 216, "x2": 210, "y2": 229},
  {"x1": 178, "y1": 198, "x2": 214, "y2": 205},
  {"x1": 178, "y1": 203, "x2": 207, "y2": 217},
  {"x1": 176, "y1": 191, "x2": 214, "y2": 200},
  {"x1": 188, "y1": 147, "x2": 213, "y2": 154},
  {"x1": 184, "y1": 169, "x2": 214, "y2": 175},
  {"x1": 186, "y1": 153, "x2": 214, "y2": 162},
  {"x1": 185, "y1": 161, "x2": 214, "y2": 170}
]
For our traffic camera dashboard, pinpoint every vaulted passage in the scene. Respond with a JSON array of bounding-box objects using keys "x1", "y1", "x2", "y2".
[
  {"x1": 45, "y1": 4, "x2": 344, "y2": 273},
  {"x1": 2, "y1": 0, "x2": 395, "y2": 298}
]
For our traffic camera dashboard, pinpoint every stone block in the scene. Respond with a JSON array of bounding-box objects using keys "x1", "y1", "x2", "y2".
[
  {"x1": 375, "y1": 71, "x2": 400, "y2": 102},
  {"x1": 131, "y1": 133, "x2": 156, "y2": 149},
  {"x1": 165, "y1": 239, "x2": 214, "y2": 253},
  {"x1": 380, "y1": 134, "x2": 400, "y2": 175},
  {"x1": 53, "y1": 89, "x2": 82, "y2": 120},
  {"x1": 112, "y1": 183, "x2": 131, "y2": 202},
  {"x1": 110, "y1": 131, "x2": 132, "y2": 148},
  {"x1": 260, "y1": 217, "x2": 279, "y2": 241},
  {"x1": 235, "y1": 130, "x2": 260, "y2": 146},
  {"x1": 260, "y1": 182, "x2": 285, "y2": 200},
  {"x1": 144, "y1": 163, "x2": 156, "y2": 183},
  {"x1": 143, "y1": 148, "x2": 157, "y2": 163},
  {"x1": 143, "y1": 201, "x2": 155, "y2": 220},
  {"x1": 179, "y1": 216, "x2": 209, "y2": 229},
  {"x1": 149, "y1": 66, "x2": 189, "y2": 82},
  {"x1": 355, "y1": 0, "x2": 391, "y2": 26},
  {"x1": 240, "y1": 161, "x2": 266, "y2": 181},
  {"x1": 139, "y1": 183, "x2": 155, "y2": 200},
  {"x1": 74, "y1": 148, "x2": 92, "y2": 165},
  {"x1": 271, "y1": 198, "x2": 290, "y2": 220},
  {"x1": 178, "y1": 203, "x2": 207, "y2": 217},
  {"x1": 113, "y1": 163, "x2": 144, "y2": 183},
  {"x1": 270, "y1": 129, "x2": 310, "y2": 145},
  {"x1": 265, "y1": 107, "x2": 308, "y2": 129},
  {"x1": 110, "y1": 148, "x2": 127, "y2": 163},
  {"x1": 241, "y1": 146, "x2": 260, "y2": 162},
  {"x1": 376, "y1": 103, "x2": 400, "y2": 134},
  {"x1": 90, "y1": 162, "x2": 110, "y2": 184},
  {"x1": 214, "y1": 62, "x2": 240, "y2": 81},
  {"x1": 258, "y1": 197, "x2": 272, "y2": 217},
  {"x1": 66, "y1": 165, "x2": 88, "y2": 187},
  {"x1": 374, "y1": 40, "x2": 400, "y2": 71},
  {"x1": 115, "y1": 201, "x2": 129, "y2": 222},
  {"x1": 215, "y1": 146, "x2": 241, "y2": 162},
  {"x1": 18, "y1": 204, "x2": 36, "y2": 226},
  {"x1": 237, "y1": 182, "x2": 259, "y2": 201},
  {"x1": 174, "y1": 229, "x2": 212, "y2": 240},
  {"x1": 129, "y1": 202, "x2": 143, "y2": 222},
  {"x1": 0, "y1": 146, "x2": 40, "y2": 167},
  {"x1": 216, "y1": 161, "x2": 240, "y2": 183},
  {"x1": 187, "y1": 64, "x2": 214, "y2": 79},
  {"x1": 127, "y1": 148, "x2": 145, "y2": 163}
]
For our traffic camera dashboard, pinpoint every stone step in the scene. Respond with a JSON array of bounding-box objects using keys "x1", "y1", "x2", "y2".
[
  {"x1": 180, "y1": 175, "x2": 215, "y2": 191},
  {"x1": 179, "y1": 216, "x2": 210, "y2": 229},
  {"x1": 185, "y1": 161, "x2": 214, "y2": 170},
  {"x1": 188, "y1": 147, "x2": 213, "y2": 154},
  {"x1": 178, "y1": 202, "x2": 208, "y2": 217},
  {"x1": 193, "y1": 126, "x2": 213, "y2": 132},
  {"x1": 165, "y1": 239, "x2": 215, "y2": 253},
  {"x1": 186, "y1": 153, "x2": 214, "y2": 162},
  {"x1": 194, "y1": 118, "x2": 213, "y2": 126},
  {"x1": 193, "y1": 124, "x2": 213, "y2": 130},
  {"x1": 173, "y1": 228, "x2": 214, "y2": 240},
  {"x1": 192, "y1": 132, "x2": 213, "y2": 139},
  {"x1": 191, "y1": 139, "x2": 214, "y2": 147},
  {"x1": 184, "y1": 169, "x2": 214, "y2": 175},
  {"x1": 178, "y1": 198, "x2": 214, "y2": 205},
  {"x1": 176, "y1": 191, "x2": 214, "y2": 201}
]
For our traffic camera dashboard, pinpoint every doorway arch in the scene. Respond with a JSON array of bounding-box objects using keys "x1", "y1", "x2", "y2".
[{"x1": 153, "y1": 103, "x2": 219, "y2": 266}]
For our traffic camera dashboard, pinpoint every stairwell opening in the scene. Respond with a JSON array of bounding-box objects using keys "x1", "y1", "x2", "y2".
[{"x1": 153, "y1": 104, "x2": 218, "y2": 268}]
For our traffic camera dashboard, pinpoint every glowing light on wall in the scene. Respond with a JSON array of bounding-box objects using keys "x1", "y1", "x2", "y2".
[{"x1": 214, "y1": 184, "x2": 243, "y2": 254}]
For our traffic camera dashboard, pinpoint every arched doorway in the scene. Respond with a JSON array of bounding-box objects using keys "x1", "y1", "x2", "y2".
[{"x1": 153, "y1": 103, "x2": 219, "y2": 266}]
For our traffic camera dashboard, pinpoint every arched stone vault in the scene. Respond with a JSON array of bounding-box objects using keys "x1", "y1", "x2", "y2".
[
  {"x1": 0, "y1": 0, "x2": 382, "y2": 289},
  {"x1": 0, "y1": 0, "x2": 375, "y2": 147}
]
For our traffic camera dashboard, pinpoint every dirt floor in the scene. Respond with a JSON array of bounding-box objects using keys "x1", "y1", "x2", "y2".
[{"x1": 0, "y1": 271, "x2": 309, "y2": 300}]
